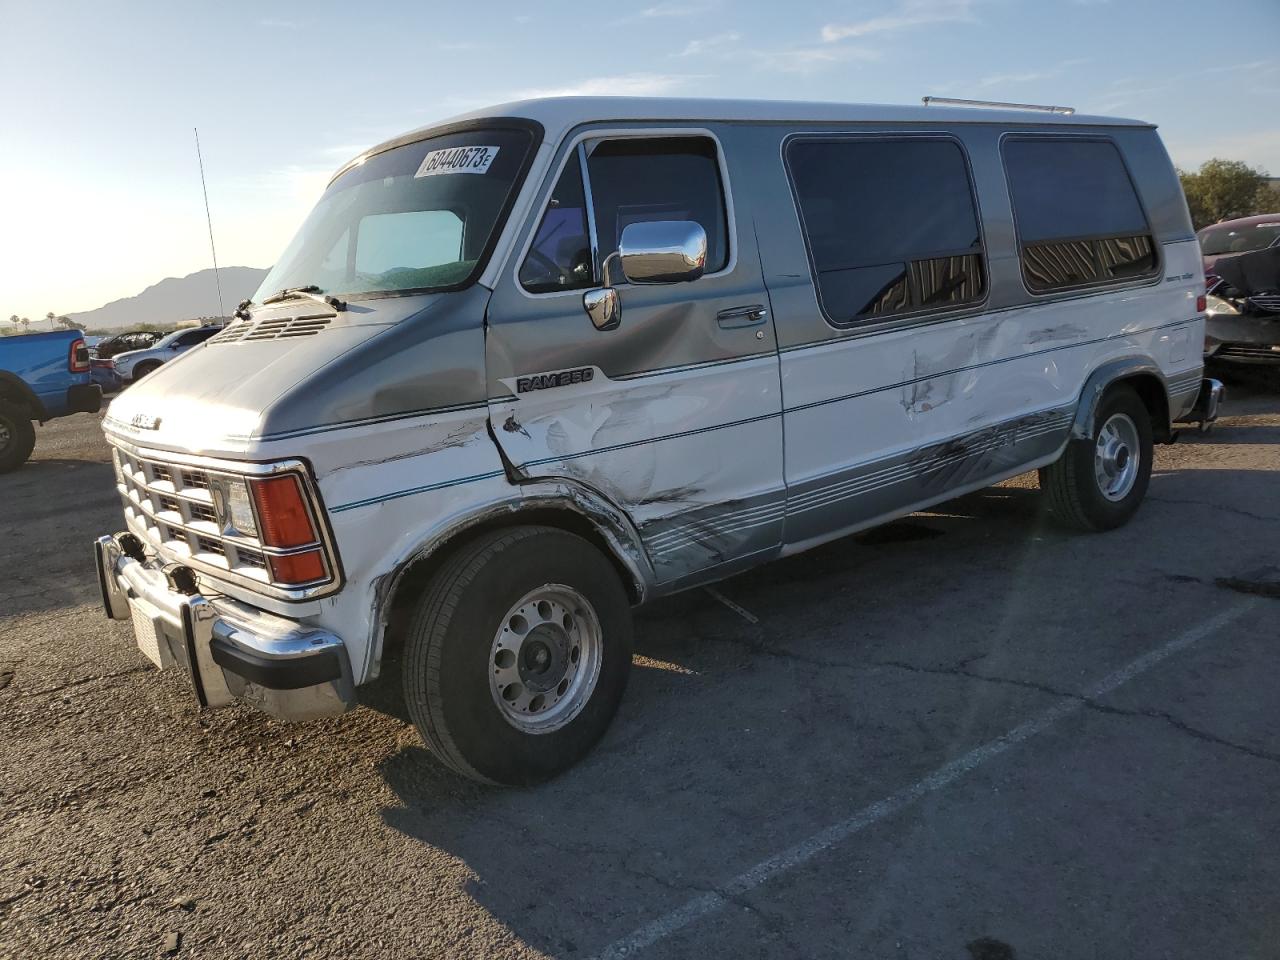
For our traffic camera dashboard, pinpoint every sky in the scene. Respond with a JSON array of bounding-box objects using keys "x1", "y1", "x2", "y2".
[{"x1": 1, "y1": 0, "x2": 1278, "y2": 321}]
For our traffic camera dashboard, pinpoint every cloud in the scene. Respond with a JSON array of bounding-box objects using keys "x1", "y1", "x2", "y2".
[
  {"x1": 976, "y1": 58, "x2": 1090, "y2": 89},
  {"x1": 759, "y1": 44, "x2": 881, "y2": 74},
  {"x1": 1164, "y1": 128, "x2": 1280, "y2": 176},
  {"x1": 677, "y1": 32, "x2": 741, "y2": 57},
  {"x1": 1203, "y1": 59, "x2": 1280, "y2": 76},
  {"x1": 821, "y1": 0, "x2": 975, "y2": 42},
  {"x1": 639, "y1": 1, "x2": 713, "y2": 17},
  {"x1": 514, "y1": 73, "x2": 703, "y2": 99}
]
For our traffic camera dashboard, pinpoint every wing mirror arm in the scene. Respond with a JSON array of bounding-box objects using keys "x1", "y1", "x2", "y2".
[
  {"x1": 584, "y1": 253, "x2": 623, "y2": 332},
  {"x1": 581, "y1": 221, "x2": 707, "y2": 333}
]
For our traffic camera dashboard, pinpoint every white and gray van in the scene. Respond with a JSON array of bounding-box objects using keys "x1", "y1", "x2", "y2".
[{"x1": 95, "y1": 98, "x2": 1220, "y2": 784}]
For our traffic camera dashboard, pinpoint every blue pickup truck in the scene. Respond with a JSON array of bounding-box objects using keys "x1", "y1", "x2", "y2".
[{"x1": 0, "y1": 330, "x2": 102, "y2": 472}]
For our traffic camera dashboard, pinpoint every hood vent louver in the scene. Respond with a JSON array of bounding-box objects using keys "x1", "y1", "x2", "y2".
[{"x1": 210, "y1": 313, "x2": 333, "y2": 344}]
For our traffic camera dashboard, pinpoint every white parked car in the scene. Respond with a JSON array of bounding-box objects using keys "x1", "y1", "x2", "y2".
[
  {"x1": 95, "y1": 97, "x2": 1217, "y2": 784},
  {"x1": 112, "y1": 325, "x2": 221, "y2": 382}
]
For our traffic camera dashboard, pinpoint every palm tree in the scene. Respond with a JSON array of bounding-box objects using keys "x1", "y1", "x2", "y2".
[
  {"x1": 57, "y1": 316, "x2": 75, "y2": 330},
  {"x1": 20, "y1": 317, "x2": 30, "y2": 331},
  {"x1": 45, "y1": 311, "x2": 56, "y2": 330},
  {"x1": 7, "y1": 315, "x2": 17, "y2": 327}
]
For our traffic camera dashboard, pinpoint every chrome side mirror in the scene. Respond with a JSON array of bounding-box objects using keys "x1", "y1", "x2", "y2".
[
  {"x1": 619, "y1": 220, "x2": 707, "y2": 284},
  {"x1": 581, "y1": 220, "x2": 708, "y2": 331},
  {"x1": 583, "y1": 286, "x2": 620, "y2": 331}
]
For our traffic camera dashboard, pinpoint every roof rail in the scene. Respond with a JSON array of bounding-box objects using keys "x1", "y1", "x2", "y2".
[{"x1": 922, "y1": 96, "x2": 1075, "y2": 115}]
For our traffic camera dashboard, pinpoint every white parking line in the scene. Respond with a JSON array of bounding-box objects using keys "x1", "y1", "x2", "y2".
[{"x1": 594, "y1": 598, "x2": 1260, "y2": 960}]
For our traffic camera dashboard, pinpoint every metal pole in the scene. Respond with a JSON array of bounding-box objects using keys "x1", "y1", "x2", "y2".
[{"x1": 194, "y1": 127, "x2": 225, "y2": 317}]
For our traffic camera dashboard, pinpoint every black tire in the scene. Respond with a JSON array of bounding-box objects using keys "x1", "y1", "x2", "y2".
[
  {"x1": 403, "y1": 526, "x2": 633, "y2": 785},
  {"x1": 130, "y1": 361, "x2": 161, "y2": 382},
  {"x1": 1039, "y1": 384, "x2": 1153, "y2": 531},
  {"x1": 0, "y1": 399, "x2": 36, "y2": 474}
]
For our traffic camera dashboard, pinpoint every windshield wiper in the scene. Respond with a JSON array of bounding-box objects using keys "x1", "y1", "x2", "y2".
[{"x1": 261, "y1": 285, "x2": 347, "y2": 312}]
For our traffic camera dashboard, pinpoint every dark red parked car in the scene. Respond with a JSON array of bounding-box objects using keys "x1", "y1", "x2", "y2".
[{"x1": 1198, "y1": 213, "x2": 1280, "y2": 282}]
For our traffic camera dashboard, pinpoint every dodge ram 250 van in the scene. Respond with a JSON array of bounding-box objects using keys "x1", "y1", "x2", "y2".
[{"x1": 95, "y1": 98, "x2": 1219, "y2": 784}]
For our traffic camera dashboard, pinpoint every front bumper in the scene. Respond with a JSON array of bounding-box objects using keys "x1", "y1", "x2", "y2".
[
  {"x1": 95, "y1": 533, "x2": 355, "y2": 720},
  {"x1": 1205, "y1": 312, "x2": 1280, "y2": 364}
]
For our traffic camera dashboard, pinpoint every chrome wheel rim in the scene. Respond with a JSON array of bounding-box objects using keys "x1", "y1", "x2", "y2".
[
  {"x1": 489, "y1": 584, "x2": 602, "y2": 734},
  {"x1": 1094, "y1": 412, "x2": 1140, "y2": 502}
]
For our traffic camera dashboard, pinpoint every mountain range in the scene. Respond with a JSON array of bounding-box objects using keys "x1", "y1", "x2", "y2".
[{"x1": 68, "y1": 266, "x2": 269, "y2": 331}]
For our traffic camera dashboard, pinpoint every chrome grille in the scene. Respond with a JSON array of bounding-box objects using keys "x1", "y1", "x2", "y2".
[
  {"x1": 1247, "y1": 294, "x2": 1280, "y2": 313},
  {"x1": 106, "y1": 439, "x2": 340, "y2": 600},
  {"x1": 111, "y1": 446, "x2": 272, "y2": 585},
  {"x1": 209, "y1": 313, "x2": 332, "y2": 343}
]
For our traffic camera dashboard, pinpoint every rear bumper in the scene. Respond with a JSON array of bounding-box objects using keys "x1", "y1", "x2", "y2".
[
  {"x1": 95, "y1": 533, "x2": 354, "y2": 720},
  {"x1": 68, "y1": 382, "x2": 102, "y2": 414},
  {"x1": 1181, "y1": 377, "x2": 1225, "y2": 428}
]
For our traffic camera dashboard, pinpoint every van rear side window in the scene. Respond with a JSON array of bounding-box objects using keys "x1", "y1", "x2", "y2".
[
  {"x1": 1002, "y1": 138, "x2": 1158, "y2": 293},
  {"x1": 786, "y1": 137, "x2": 987, "y2": 325}
]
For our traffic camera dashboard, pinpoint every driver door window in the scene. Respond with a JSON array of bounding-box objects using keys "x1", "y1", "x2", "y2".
[{"x1": 519, "y1": 135, "x2": 730, "y2": 293}]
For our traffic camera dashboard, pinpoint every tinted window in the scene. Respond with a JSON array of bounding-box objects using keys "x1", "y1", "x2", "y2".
[
  {"x1": 178, "y1": 328, "x2": 218, "y2": 346},
  {"x1": 586, "y1": 137, "x2": 729, "y2": 273},
  {"x1": 519, "y1": 157, "x2": 594, "y2": 293},
  {"x1": 787, "y1": 138, "x2": 985, "y2": 323},
  {"x1": 1003, "y1": 138, "x2": 1157, "y2": 292}
]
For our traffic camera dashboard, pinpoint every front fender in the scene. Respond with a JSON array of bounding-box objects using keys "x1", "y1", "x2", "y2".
[{"x1": 368, "y1": 477, "x2": 656, "y2": 672}]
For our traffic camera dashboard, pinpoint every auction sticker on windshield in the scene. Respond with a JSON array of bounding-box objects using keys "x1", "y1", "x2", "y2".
[{"x1": 415, "y1": 146, "x2": 500, "y2": 178}]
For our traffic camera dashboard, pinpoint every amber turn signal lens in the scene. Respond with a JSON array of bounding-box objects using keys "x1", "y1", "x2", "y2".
[
  {"x1": 268, "y1": 549, "x2": 326, "y2": 585},
  {"x1": 251, "y1": 475, "x2": 316, "y2": 548}
]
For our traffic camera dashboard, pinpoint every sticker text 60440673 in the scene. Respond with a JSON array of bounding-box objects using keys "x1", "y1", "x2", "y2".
[{"x1": 414, "y1": 145, "x2": 500, "y2": 178}]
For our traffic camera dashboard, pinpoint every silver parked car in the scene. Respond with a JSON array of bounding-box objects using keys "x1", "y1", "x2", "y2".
[{"x1": 112, "y1": 325, "x2": 221, "y2": 382}]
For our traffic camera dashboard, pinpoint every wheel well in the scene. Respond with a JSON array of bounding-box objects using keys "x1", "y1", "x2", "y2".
[
  {"x1": 0, "y1": 375, "x2": 36, "y2": 418},
  {"x1": 1118, "y1": 372, "x2": 1171, "y2": 443},
  {"x1": 378, "y1": 508, "x2": 642, "y2": 665}
]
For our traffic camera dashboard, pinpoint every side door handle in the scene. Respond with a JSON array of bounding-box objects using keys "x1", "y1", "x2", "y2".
[{"x1": 716, "y1": 304, "x2": 768, "y2": 329}]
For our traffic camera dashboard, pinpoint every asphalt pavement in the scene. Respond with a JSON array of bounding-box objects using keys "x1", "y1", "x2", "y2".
[{"x1": 1, "y1": 373, "x2": 1277, "y2": 960}]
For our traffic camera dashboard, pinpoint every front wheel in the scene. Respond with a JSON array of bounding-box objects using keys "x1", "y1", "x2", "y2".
[
  {"x1": 0, "y1": 399, "x2": 36, "y2": 474},
  {"x1": 403, "y1": 526, "x2": 633, "y2": 785},
  {"x1": 1039, "y1": 384, "x2": 1153, "y2": 531},
  {"x1": 129, "y1": 361, "x2": 161, "y2": 382}
]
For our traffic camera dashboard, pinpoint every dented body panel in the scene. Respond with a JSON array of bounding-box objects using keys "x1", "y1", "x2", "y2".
[{"x1": 93, "y1": 97, "x2": 1205, "y2": 716}]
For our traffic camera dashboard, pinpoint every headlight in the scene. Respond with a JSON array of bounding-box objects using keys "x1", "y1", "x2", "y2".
[
  {"x1": 1205, "y1": 293, "x2": 1240, "y2": 317},
  {"x1": 222, "y1": 480, "x2": 259, "y2": 538}
]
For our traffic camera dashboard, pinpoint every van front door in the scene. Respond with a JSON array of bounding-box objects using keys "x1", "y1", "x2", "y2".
[{"x1": 484, "y1": 131, "x2": 784, "y2": 588}]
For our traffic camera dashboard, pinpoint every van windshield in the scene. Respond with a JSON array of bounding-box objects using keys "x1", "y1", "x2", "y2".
[{"x1": 254, "y1": 127, "x2": 535, "y2": 302}]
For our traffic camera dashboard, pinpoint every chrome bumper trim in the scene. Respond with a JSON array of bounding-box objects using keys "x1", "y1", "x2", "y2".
[{"x1": 95, "y1": 534, "x2": 354, "y2": 720}]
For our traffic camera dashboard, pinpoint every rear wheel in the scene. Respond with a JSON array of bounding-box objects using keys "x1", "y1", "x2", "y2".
[
  {"x1": 402, "y1": 526, "x2": 633, "y2": 785},
  {"x1": 0, "y1": 400, "x2": 36, "y2": 474},
  {"x1": 1039, "y1": 384, "x2": 1153, "y2": 531}
]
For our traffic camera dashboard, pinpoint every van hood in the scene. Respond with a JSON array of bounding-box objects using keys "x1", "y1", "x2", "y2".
[{"x1": 103, "y1": 289, "x2": 490, "y2": 457}]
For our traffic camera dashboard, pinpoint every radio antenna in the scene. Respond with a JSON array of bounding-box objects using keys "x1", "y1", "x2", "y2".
[{"x1": 194, "y1": 127, "x2": 226, "y2": 317}]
